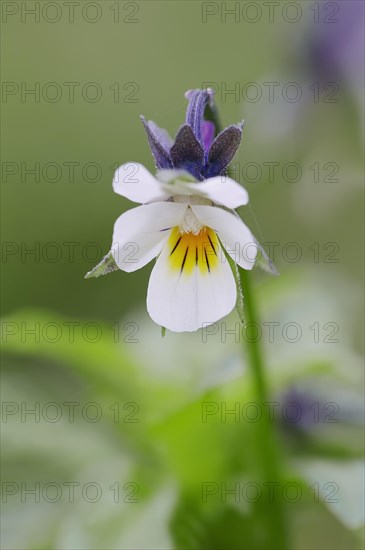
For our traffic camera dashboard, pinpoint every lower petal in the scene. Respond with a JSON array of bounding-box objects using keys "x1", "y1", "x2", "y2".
[
  {"x1": 112, "y1": 202, "x2": 187, "y2": 272},
  {"x1": 146, "y1": 228, "x2": 237, "y2": 332}
]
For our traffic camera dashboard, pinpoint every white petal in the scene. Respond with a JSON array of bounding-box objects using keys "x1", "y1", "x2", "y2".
[
  {"x1": 171, "y1": 176, "x2": 249, "y2": 208},
  {"x1": 147, "y1": 229, "x2": 237, "y2": 332},
  {"x1": 112, "y1": 202, "x2": 187, "y2": 272},
  {"x1": 156, "y1": 169, "x2": 196, "y2": 184},
  {"x1": 191, "y1": 205, "x2": 257, "y2": 270},
  {"x1": 113, "y1": 162, "x2": 170, "y2": 204},
  {"x1": 194, "y1": 176, "x2": 249, "y2": 208}
]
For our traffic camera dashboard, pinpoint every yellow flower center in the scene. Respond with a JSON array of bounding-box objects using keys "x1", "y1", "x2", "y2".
[{"x1": 168, "y1": 226, "x2": 220, "y2": 275}]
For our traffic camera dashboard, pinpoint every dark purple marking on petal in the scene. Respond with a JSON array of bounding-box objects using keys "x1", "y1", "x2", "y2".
[
  {"x1": 170, "y1": 125, "x2": 204, "y2": 180},
  {"x1": 205, "y1": 122, "x2": 244, "y2": 178},
  {"x1": 141, "y1": 116, "x2": 173, "y2": 170}
]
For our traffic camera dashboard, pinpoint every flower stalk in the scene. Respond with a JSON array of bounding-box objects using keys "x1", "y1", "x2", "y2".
[{"x1": 240, "y1": 270, "x2": 288, "y2": 550}]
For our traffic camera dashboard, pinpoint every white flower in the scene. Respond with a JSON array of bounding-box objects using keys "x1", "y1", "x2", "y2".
[{"x1": 110, "y1": 163, "x2": 258, "y2": 333}]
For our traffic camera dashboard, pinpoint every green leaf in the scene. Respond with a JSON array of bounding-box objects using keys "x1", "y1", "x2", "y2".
[
  {"x1": 1, "y1": 309, "x2": 139, "y2": 400},
  {"x1": 84, "y1": 251, "x2": 118, "y2": 279}
]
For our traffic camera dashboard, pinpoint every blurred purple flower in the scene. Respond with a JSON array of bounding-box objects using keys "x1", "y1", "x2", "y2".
[
  {"x1": 279, "y1": 383, "x2": 365, "y2": 429},
  {"x1": 306, "y1": 0, "x2": 364, "y2": 88},
  {"x1": 277, "y1": 388, "x2": 324, "y2": 433}
]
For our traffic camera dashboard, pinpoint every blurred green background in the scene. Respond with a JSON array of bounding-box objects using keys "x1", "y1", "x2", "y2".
[{"x1": 1, "y1": 1, "x2": 364, "y2": 549}]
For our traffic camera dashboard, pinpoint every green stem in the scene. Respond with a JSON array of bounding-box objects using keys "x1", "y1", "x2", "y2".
[
  {"x1": 240, "y1": 270, "x2": 288, "y2": 550},
  {"x1": 207, "y1": 104, "x2": 288, "y2": 549},
  {"x1": 239, "y1": 270, "x2": 267, "y2": 403}
]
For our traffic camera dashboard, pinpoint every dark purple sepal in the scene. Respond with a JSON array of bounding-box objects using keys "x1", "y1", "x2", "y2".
[
  {"x1": 205, "y1": 122, "x2": 244, "y2": 178},
  {"x1": 184, "y1": 89, "x2": 211, "y2": 147},
  {"x1": 170, "y1": 125, "x2": 204, "y2": 181},
  {"x1": 140, "y1": 115, "x2": 173, "y2": 170}
]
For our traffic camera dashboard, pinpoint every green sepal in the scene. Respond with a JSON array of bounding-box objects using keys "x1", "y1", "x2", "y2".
[
  {"x1": 254, "y1": 240, "x2": 279, "y2": 276},
  {"x1": 84, "y1": 251, "x2": 118, "y2": 279},
  {"x1": 161, "y1": 326, "x2": 166, "y2": 338},
  {"x1": 219, "y1": 237, "x2": 245, "y2": 325}
]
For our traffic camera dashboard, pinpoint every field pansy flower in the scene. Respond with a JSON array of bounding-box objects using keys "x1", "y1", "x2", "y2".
[{"x1": 90, "y1": 89, "x2": 265, "y2": 333}]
